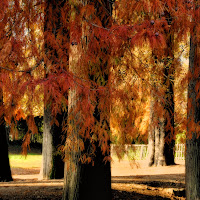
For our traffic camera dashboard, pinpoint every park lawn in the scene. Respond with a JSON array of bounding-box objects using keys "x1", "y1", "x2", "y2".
[{"x1": 9, "y1": 154, "x2": 42, "y2": 168}]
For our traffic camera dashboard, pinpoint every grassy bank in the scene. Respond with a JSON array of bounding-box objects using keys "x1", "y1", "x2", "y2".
[{"x1": 9, "y1": 142, "x2": 42, "y2": 168}]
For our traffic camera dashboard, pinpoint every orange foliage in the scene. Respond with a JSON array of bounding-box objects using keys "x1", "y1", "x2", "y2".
[{"x1": 0, "y1": 0, "x2": 194, "y2": 157}]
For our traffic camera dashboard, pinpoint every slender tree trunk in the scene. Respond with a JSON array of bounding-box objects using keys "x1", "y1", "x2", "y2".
[
  {"x1": 163, "y1": 27, "x2": 175, "y2": 166},
  {"x1": 40, "y1": 109, "x2": 64, "y2": 179},
  {"x1": 148, "y1": 92, "x2": 166, "y2": 166},
  {"x1": 40, "y1": 0, "x2": 66, "y2": 180},
  {"x1": 148, "y1": 19, "x2": 175, "y2": 166},
  {"x1": 147, "y1": 91, "x2": 155, "y2": 166},
  {"x1": 186, "y1": 32, "x2": 200, "y2": 199}
]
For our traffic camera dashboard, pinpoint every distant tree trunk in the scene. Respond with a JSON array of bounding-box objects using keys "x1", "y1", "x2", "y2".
[
  {"x1": 148, "y1": 71, "x2": 175, "y2": 166},
  {"x1": 186, "y1": 30, "x2": 200, "y2": 199},
  {"x1": 148, "y1": 90, "x2": 166, "y2": 166},
  {"x1": 40, "y1": 108, "x2": 64, "y2": 179},
  {"x1": 148, "y1": 15, "x2": 175, "y2": 166}
]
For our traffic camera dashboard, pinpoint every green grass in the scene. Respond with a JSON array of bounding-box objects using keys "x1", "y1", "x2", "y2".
[{"x1": 9, "y1": 154, "x2": 42, "y2": 168}]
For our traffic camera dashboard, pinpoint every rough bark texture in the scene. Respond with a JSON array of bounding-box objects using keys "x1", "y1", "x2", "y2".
[
  {"x1": 186, "y1": 34, "x2": 200, "y2": 200},
  {"x1": 148, "y1": 91, "x2": 166, "y2": 167},
  {"x1": 0, "y1": 117, "x2": 12, "y2": 182},
  {"x1": 40, "y1": 109, "x2": 64, "y2": 179}
]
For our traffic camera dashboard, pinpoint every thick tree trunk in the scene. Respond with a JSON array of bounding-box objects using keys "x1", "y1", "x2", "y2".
[
  {"x1": 0, "y1": 118, "x2": 12, "y2": 182},
  {"x1": 63, "y1": 140, "x2": 111, "y2": 200},
  {"x1": 78, "y1": 142, "x2": 111, "y2": 200},
  {"x1": 40, "y1": 108, "x2": 64, "y2": 179},
  {"x1": 186, "y1": 33, "x2": 200, "y2": 199},
  {"x1": 63, "y1": 1, "x2": 112, "y2": 199}
]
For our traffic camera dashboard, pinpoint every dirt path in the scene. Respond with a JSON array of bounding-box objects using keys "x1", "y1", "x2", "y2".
[{"x1": 0, "y1": 160, "x2": 185, "y2": 199}]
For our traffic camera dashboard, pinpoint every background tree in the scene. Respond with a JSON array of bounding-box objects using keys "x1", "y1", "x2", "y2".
[{"x1": 40, "y1": 0, "x2": 69, "y2": 180}]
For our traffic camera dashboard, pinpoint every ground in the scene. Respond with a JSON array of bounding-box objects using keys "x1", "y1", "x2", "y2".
[{"x1": 0, "y1": 159, "x2": 185, "y2": 200}]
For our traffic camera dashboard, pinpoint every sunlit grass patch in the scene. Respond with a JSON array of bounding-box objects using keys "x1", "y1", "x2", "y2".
[{"x1": 9, "y1": 154, "x2": 42, "y2": 168}]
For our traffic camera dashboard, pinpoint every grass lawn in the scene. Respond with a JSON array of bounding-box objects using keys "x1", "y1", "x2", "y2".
[{"x1": 9, "y1": 154, "x2": 42, "y2": 168}]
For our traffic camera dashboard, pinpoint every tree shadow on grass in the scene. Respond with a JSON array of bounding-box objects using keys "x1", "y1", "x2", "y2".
[
  {"x1": 112, "y1": 174, "x2": 185, "y2": 189},
  {"x1": 112, "y1": 189, "x2": 171, "y2": 200}
]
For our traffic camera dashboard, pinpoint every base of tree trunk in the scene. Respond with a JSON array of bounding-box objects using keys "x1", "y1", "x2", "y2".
[
  {"x1": 78, "y1": 147, "x2": 111, "y2": 200},
  {"x1": 63, "y1": 142, "x2": 111, "y2": 200},
  {"x1": 186, "y1": 136, "x2": 200, "y2": 199},
  {"x1": 0, "y1": 123, "x2": 13, "y2": 182}
]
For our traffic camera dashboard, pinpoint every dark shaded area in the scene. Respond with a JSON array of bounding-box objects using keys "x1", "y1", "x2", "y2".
[
  {"x1": 15, "y1": 116, "x2": 43, "y2": 142},
  {"x1": 50, "y1": 112, "x2": 65, "y2": 179},
  {"x1": 79, "y1": 142, "x2": 111, "y2": 200},
  {"x1": 9, "y1": 141, "x2": 42, "y2": 154},
  {"x1": 112, "y1": 190, "x2": 171, "y2": 200},
  {"x1": 0, "y1": 184, "x2": 172, "y2": 200},
  {"x1": 0, "y1": 120, "x2": 13, "y2": 182},
  {"x1": 112, "y1": 174, "x2": 185, "y2": 189}
]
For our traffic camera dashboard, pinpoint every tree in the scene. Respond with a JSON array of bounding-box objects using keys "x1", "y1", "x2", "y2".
[
  {"x1": 0, "y1": 0, "x2": 197, "y2": 198},
  {"x1": 148, "y1": 21, "x2": 175, "y2": 166},
  {"x1": 40, "y1": 0, "x2": 68, "y2": 180},
  {"x1": 186, "y1": 2, "x2": 200, "y2": 198},
  {"x1": 40, "y1": 110, "x2": 65, "y2": 179},
  {"x1": 63, "y1": 1, "x2": 113, "y2": 199}
]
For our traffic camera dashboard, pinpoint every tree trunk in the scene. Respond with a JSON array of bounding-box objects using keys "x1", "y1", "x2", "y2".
[
  {"x1": 63, "y1": 34, "x2": 83, "y2": 199},
  {"x1": 186, "y1": 33, "x2": 200, "y2": 199},
  {"x1": 148, "y1": 90, "x2": 166, "y2": 166},
  {"x1": 63, "y1": 1, "x2": 112, "y2": 199},
  {"x1": 163, "y1": 25, "x2": 175, "y2": 166},
  {"x1": 147, "y1": 91, "x2": 155, "y2": 166},
  {"x1": 148, "y1": 16, "x2": 175, "y2": 166},
  {"x1": 0, "y1": 117, "x2": 12, "y2": 182},
  {"x1": 40, "y1": 0, "x2": 66, "y2": 180},
  {"x1": 40, "y1": 108, "x2": 64, "y2": 179}
]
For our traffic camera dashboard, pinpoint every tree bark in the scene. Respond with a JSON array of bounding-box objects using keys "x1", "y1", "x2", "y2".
[
  {"x1": 63, "y1": 38, "x2": 82, "y2": 199},
  {"x1": 186, "y1": 34, "x2": 200, "y2": 199},
  {"x1": 40, "y1": 0, "x2": 66, "y2": 180},
  {"x1": 148, "y1": 90, "x2": 167, "y2": 166},
  {"x1": 40, "y1": 108, "x2": 64, "y2": 179}
]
